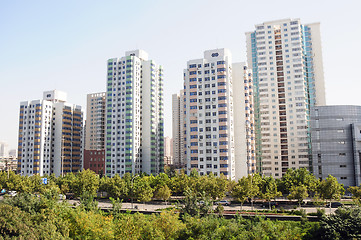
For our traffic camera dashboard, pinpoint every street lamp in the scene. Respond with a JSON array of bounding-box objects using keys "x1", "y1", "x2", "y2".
[{"x1": 131, "y1": 175, "x2": 138, "y2": 209}]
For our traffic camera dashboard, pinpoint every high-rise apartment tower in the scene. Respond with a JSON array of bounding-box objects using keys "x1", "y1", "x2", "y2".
[
  {"x1": 183, "y1": 49, "x2": 253, "y2": 180},
  {"x1": 17, "y1": 90, "x2": 83, "y2": 176},
  {"x1": 105, "y1": 50, "x2": 164, "y2": 177},
  {"x1": 172, "y1": 92, "x2": 185, "y2": 168},
  {"x1": 246, "y1": 18, "x2": 326, "y2": 177},
  {"x1": 84, "y1": 92, "x2": 106, "y2": 175}
]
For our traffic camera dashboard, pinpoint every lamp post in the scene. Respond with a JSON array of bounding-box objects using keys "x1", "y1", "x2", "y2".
[{"x1": 131, "y1": 175, "x2": 137, "y2": 209}]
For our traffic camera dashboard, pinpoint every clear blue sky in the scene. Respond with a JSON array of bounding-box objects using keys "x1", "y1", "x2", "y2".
[{"x1": 1, "y1": 0, "x2": 361, "y2": 149}]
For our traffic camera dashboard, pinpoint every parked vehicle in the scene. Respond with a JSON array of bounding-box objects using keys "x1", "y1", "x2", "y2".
[
  {"x1": 215, "y1": 200, "x2": 231, "y2": 206},
  {"x1": 7, "y1": 191, "x2": 17, "y2": 197}
]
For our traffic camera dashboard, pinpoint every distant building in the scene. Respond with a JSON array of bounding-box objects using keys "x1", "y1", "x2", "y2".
[
  {"x1": 246, "y1": 18, "x2": 326, "y2": 177},
  {"x1": 311, "y1": 105, "x2": 361, "y2": 187},
  {"x1": 0, "y1": 156, "x2": 17, "y2": 172},
  {"x1": 0, "y1": 142, "x2": 9, "y2": 158},
  {"x1": 106, "y1": 50, "x2": 164, "y2": 177},
  {"x1": 172, "y1": 92, "x2": 185, "y2": 168},
  {"x1": 17, "y1": 90, "x2": 83, "y2": 176},
  {"x1": 8, "y1": 149, "x2": 18, "y2": 158},
  {"x1": 164, "y1": 136, "x2": 173, "y2": 166},
  {"x1": 83, "y1": 92, "x2": 106, "y2": 175}
]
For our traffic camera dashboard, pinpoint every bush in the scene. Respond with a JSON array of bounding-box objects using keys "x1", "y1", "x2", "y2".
[{"x1": 318, "y1": 206, "x2": 361, "y2": 240}]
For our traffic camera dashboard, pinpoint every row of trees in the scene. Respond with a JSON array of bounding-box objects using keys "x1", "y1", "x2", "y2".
[
  {"x1": 1, "y1": 168, "x2": 359, "y2": 208},
  {"x1": 1, "y1": 191, "x2": 361, "y2": 239},
  {"x1": 232, "y1": 168, "x2": 347, "y2": 210}
]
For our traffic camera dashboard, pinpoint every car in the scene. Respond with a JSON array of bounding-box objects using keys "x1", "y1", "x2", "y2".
[
  {"x1": 215, "y1": 200, "x2": 231, "y2": 206},
  {"x1": 7, "y1": 191, "x2": 17, "y2": 197},
  {"x1": 326, "y1": 202, "x2": 343, "y2": 208}
]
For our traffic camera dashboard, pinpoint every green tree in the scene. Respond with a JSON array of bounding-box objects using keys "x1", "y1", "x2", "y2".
[
  {"x1": 100, "y1": 175, "x2": 128, "y2": 199},
  {"x1": 154, "y1": 185, "x2": 172, "y2": 204},
  {"x1": 348, "y1": 185, "x2": 361, "y2": 205},
  {"x1": 72, "y1": 169, "x2": 100, "y2": 197},
  {"x1": 133, "y1": 176, "x2": 153, "y2": 204},
  {"x1": 280, "y1": 168, "x2": 318, "y2": 195},
  {"x1": 318, "y1": 175, "x2": 345, "y2": 212},
  {"x1": 169, "y1": 170, "x2": 190, "y2": 196},
  {"x1": 287, "y1": 184, "x2": 308, "y2": 208},
  {"x1": 260, "y1": 176, "x2": 282, "y2": 210},
  {"x1": 56, "y1": 172, "x2": 76, "y2": 194},
  {"x1": 231, "y1": 175, "x2": 258, "y2": 210},
  {"x1": 318, "y1": 206, "x2": 361, "y2": 240}
]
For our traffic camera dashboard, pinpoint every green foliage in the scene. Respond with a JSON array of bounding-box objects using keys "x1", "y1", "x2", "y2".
[
  {"x1": 318, "y1": 175, "x2": 345, "y2": 211},
  {"x1": 114, "y1": 211, "x2": 185, "y2": 240},
  {"x1": 72, "y1": 169, "x2": 100, "y2": 197},
  {"x1": 181, "y1": 188, "x2": 213, "y2": 217},
  {"x1": 288, "y1": 185, "x2": 309, "y2": 207},
  {"x1": 109, "y1": 197, "x2": 123, "y2": 218},
  {"x1": 100, "y1": 175, "x2": 129, "y2": 199},
  {"x1": 318, "y1": 206, "x2": 361, "y2": 240},
  {"x1": 260, "y1": 176, "x2": 282, "y2": 210},
  {"x1": 133, "y1": 176, "x2": 153, "y2": 203},
  {"x1": 154, "y1": 185, "x2": 172, "y2": 202},
  {"x1": 348, "y1": 185, "x2": 361, "y2": 205},
  {"x1": 178, "y1": 214, "x2": 315, "y2": 240},
  {"x1": 280, "y1": 168, "x2": 319, "y2": 195},
  {"x1": 231, "y1": 175, "x2": 259, "y2": 209},
  {"x1": 79, "y1": 191, "x2": 98, "y2": 211}
]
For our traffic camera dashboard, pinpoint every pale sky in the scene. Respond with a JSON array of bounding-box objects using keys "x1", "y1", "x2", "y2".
[{"x1": 1, "y1": 0, "x2": 361, "y2": 150}]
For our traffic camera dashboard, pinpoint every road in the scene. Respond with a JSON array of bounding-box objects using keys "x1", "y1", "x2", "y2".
[{"x1": 66, "y1": 199, "x2": 337, "y2": 214}]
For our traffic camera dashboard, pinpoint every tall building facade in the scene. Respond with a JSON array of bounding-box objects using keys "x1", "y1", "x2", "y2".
[
  {"x1": 183, "y1": 48, "x2": 252, "y2": 179},
  {"x1": 106, "y1": 50, "x2": 164, "y2": 177},
  {"x1": 246, "y1": 19, "x2": 326, "y2": 177},
  {"x1": 17, "y1": 90, "x2": 83, "y2": 176},
  {"x1": 233, "y1": 63, "x2": 256, "y2": 176},
  {"x1": 172, "y1": 92, "x2": 185, "y2": 168},
  {"x1": 311, "y1": 106, "x2": 361, "y2": 187},
  {"x1": 84, "y1": 92, "x2": 106, "y2": 175},
  {"x1": 164, "y1": 136, "x2": 173, "y2": 166}
]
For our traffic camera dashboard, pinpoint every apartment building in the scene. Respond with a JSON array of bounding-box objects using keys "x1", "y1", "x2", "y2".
[
  {"x1": 182, "y1": 48, "x2": 253, "y2": 180},
  {"x1": 233, "y1": 62, "x2": 256, "y2": 176},
  {"x1": 106, "y1": 50, "x2": 164, "y2": 177},
  {"x1": 246, "y1": 19, "x2": 326, "y2": 177},
  {"x1": 17, "y1": 90, "x2": 83, "y2": 176},
  {"x1": 84, "y1": 92, "x2": 106, "y2": 175},
  {"x1": 172, "y1": 92, "x2": 185, "y2": 168}
]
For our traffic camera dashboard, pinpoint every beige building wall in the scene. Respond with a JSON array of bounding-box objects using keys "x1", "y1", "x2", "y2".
[{"x1": 85, "y1": 92, "x2": 106, "y2": 150}]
